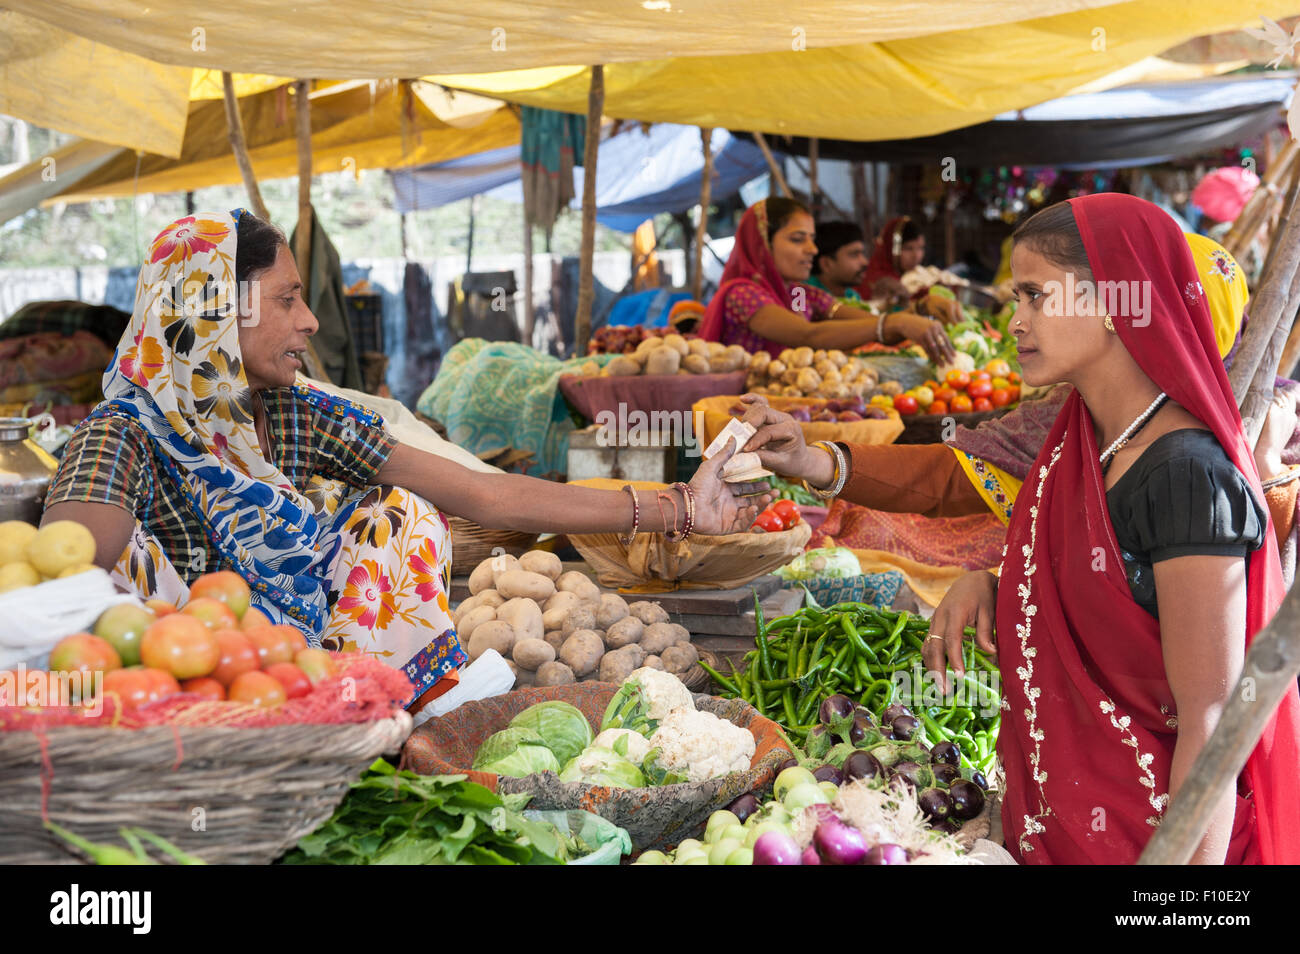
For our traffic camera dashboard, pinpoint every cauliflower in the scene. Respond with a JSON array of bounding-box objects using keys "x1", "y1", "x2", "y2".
[
  {"x1": 600, "y1": 667, "x2": 695, "y2": 737},
  {"x1": 645, "y1": 708, "x2": 756, "y2": 783},
  {"x1": 592, "y1": 727, "x2": 652, "y2": 764}
]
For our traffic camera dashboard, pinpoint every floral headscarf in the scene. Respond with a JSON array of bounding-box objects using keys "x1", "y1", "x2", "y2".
[{"x1": 92, "y1": 210, "x2": 379, "y2": 633}]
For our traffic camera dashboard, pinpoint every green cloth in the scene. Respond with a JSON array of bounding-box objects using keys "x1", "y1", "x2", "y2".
[
  {"x1": 417, "y1": 339, "x2": 612, "y2": 476},
  {"x1": 290, "y1": 205, "x2": 362, "y2": 390},
  {"x1": 806, "y1": 275, "x2": 862, "y2": 301},
  {"x1": 520, "y1": 106, "x2": 587, "y2": 233}
]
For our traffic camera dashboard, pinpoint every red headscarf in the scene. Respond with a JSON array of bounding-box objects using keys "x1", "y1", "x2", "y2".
[
  {"x1": 699, "y1": 199, "x2": 798, "y2": 355},
  {"x1": 997, "y1": 193, "x2": 1300, "y2": 864},
  {"x1": 857, "y1": 216, "x2": 909, "y2": 298}
]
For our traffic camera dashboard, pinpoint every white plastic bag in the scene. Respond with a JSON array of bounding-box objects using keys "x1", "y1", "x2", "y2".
[
  {"x1": 410, "y1": 649, "x2": 516, "y2": 728},
  {"x1": 0, "y1": 568, "x2": 138, "y2": 670}
]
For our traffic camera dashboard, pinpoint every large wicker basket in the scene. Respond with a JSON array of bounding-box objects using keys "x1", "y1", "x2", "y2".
[
  {"x1": 0, "y1": 713, "x2": 411, "y2": 864},
  {"x1": 447, "y1": 516, "x2": 540, "y2": 577}
]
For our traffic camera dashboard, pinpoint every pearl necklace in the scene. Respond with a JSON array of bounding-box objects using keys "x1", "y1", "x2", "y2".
[{"x1": 1100, "y1": 391, "x2": 1168, "y2": 468}]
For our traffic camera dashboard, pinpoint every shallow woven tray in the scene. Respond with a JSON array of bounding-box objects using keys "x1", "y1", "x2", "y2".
[
  {"x1": 681, "y1": 649, "x2": 720, "y2": 693},
  {"x1": 0, "y1": 713, "x2": 411, "y2": 864},
  {"x1": 448, "y1": 516, "x2": 540, "y2": 577}
]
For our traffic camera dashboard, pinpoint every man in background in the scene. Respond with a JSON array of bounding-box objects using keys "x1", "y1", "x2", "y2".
[{"x1": 807, "y1": 221, "x2": 867, "y2": 301}]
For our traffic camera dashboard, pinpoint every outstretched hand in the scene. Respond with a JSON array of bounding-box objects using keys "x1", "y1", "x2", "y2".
[
  {"x1": 687, "y1": 440, "x2": 773, "y2": 535},
  {"x1": 737, "y1": 393, "x2": 810, "y2": 477}
]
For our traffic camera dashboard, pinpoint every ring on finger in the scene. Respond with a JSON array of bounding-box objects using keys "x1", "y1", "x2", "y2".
[{"x1": 924, "y1": 633, "x2": 944, "y2": 643}]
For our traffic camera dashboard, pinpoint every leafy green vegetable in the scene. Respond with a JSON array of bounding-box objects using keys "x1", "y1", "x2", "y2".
[
  {"x1": 508, "y1": 701, "x2": 594, "y2": 765},
  {"x1": 472, "y1": 726, "x2": 562, "y2": 777},
  {"x1": 768, "y1": 476, "x2": 822, "y2": 507},
  {"x1": 559, "y1": 748, "x2": 647, "y2": 788},
  {"x1": 774, "y1": 547, "x2": 862, "y2": 582},
  {"x1": 281, "y1": 760, "x2": 569, "y2": 865},
  {"x1": 640, "y1": 747, "x2": 688, "y2": 786}
]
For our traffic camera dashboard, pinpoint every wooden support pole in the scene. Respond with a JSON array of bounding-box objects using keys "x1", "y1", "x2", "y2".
[
  {"x1": 292, "y1": 79, "x2": 330, "y2": 383},
  {"x1": 943, "y1": 184, "x2": 956, "y2": 266},
  {"x1": 1139, "y1": 579, "x2": 1300, "y2": 864},
  {"x1": 808, "y1": 137, "x2": 819, "y2": 214},
  {"x1": 692, "y1": 127, "x2": 714, "y2": 302},
  {"x1": 221, "y1": 72, "x2": 269, "y2": 221},
  {"x1": 1225, "y1": 138, "x2": 1299, "y2": 262},
  {"x1": 523, "y1": 212, "x2": 536, "y2": 348},
  {"x1": 752, "y1": 131, "x2": 790, "y2": 198},
  {"x1": 573, "y1": 65, "x2": 604, "y2": 358}
]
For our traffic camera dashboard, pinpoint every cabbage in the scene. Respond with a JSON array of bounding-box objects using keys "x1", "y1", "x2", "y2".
[
  {"x1": 559, "y1": 748, "x2": 647, "y2": 788},
  {"x1": 508, "y1": 701, "x2": 594, "y2": 765},
  {"x1": 774, "y1": 547, "x2": 862, "y2": 582},
  {"x1": 592, "y1": 728, "x2": 652, "y2": 764},
  {"x1": 472, "y1": 727, "x2": 561, "y2": 778}
]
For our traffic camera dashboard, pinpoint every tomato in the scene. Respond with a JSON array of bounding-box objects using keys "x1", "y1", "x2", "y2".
[
  {"x1": 245, "y1": 625, "x2": 299, "y2": 667},
  {"x1": 188, "y1": 571, "x2": 251, "y2": 620},
  {"x1": 950, "y1": 393, "x2": 974, "y2": 414},
  {"x1": 210, "y1": 629, "x2": 260, "y2": 687},
  {"x1": 927, "y1": 400, "x2": 948, "y2": 416},
  {"x1": 752, "y1": 509, "x2": 784, "y2": 533},
  {"x1": 1008, "y1": 371, "x2": 1021, "y2": 384},
  {"x1": 48, "y1": 633, "x2": 121, "y2": 682},
  {"x1": 278, "y1": 625, "x2": 309, "y2": 655},
  {"x1": 181, "y1": 597, "x2": 240, "y2": 630},
  {"x1": 144, "y1": 599, "x2": 177, "y2": 617},
  {"x1": 922, "y1": 379, "x2": 941, "y2": 391},
  {"x1": 295, "y1": 648, "x2": 337, "y2": 686},
  {"x1": 972, "y1": 397, "x2": 994, "y2": 413},
  {"x1": 241, "y1": 607, "x2": 273, "y2": 631},
  {"x1": 180, "y1": 676, "x2": 226, "y2": 701},
  {"x1": 264, "y1": 662, "x2": 312, "y2": 700},
  {"x1": 933, "y1": 386, "x2": 957, "y2": 404},
  {"x1": 967, "y1": 380, "x2": 993, "y2": 400},
  {"x1": 892, "y1": 394, "x2": 920, "y2": 415},
  {"x1": 771, "y1": 499, "x2": 801, "y2": 529},
  {"x1": 912, "y1": 386, "x2": 935, "y2": 407},
  {"x1": 98, "y1": 668, "x2": 152, "y2": 708},
  {"x1": 984, "y1": 359, "x2": 1012, "y2": 378},
  {"x1": 991, "y1": 376, "x2": 1011, "y2": 390},
  {"x1": 945, "y1": 369, "x2": 971, "y2": 390},
  {"x1": 228, "y1": 671, "x2": 287, "y2": 708},
  {"x1": 140, "y1": 667, "x2": 181, "y2": 702},
  {"x1": 990, "y1": 388, "x2": 1013, "y2": 408},
  {"x1": 1007, "y1": 385, "x2": 1021, "y2": 402},
  {"x1": 139, "y1": 614, "x2": 220, "y2": 680},
  {"x1": 971, "y1": 370, "x2": 992, "y2": 383}
]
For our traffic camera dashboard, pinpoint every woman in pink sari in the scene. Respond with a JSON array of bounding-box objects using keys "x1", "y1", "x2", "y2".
[{"x1": 926, "y1": 194, "x2": 1300, "y2": 864}]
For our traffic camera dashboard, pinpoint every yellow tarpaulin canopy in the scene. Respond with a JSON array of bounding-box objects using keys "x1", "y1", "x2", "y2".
[{"x1": 428, "y1": 0, "x2": 1300, "y2": 140}]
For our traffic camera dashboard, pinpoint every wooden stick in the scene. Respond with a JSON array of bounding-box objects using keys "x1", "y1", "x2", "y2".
[
  {"x1": 1255, "y1": 155, "x2": 1300, "y2": 290},
  {"x1": 693, "y1": 127, "x2": 714, "y2": 302},
  {"x1": 573, "y1": 65, "x2": 604, "y2": 358},
  {"x1": 752, "y1": 131, "x2": 790, "y2": 198},
  {"x1": 292, "y1": 79, "x2": 330, "y2": 384},
  {"x1": 1243, "y1": 261, "x2": 1300, "y2": 446},
  {"x1": 220, "y1": 72, "x2": 269, "y2": 221},
  {"x1": 1139, "y1": 580, "x2": 1300, "y2": 864},
  {"x1": 1225, "y1": 137, "x2": 1298, "y2": 262},
  {"x1": 523, "y1": 211, "x2": 535, "y2": 348},
  {"x1": 808, "y1": 137, "x2": 819, "y2": 213}
]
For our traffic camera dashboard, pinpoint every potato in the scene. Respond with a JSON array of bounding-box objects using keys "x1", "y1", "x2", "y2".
[
  {"x1": 559, "y1": 630, "x2": 605, "y2": 677},
  {"x1": 560, "y1": 605, "x2": 598, "y2": 637},
  {"x1": 795, "y1": 367, "x2": 822, "y2": 394},
  {"x1": 682, "y1": 353, "x2": 710, "y2": 375},
  {"x1": 487, "y1": 553, "x2": 520, "y2": 585},
  {"x1": 636, "y1": 336, "x2": 662, "y2": 356},
  {"x1": 457, "y1": 604, "x2": 497, "y2": 642},
  {"x1": 828, "y1": 349, "x2": 848, "y2": 367},
  {"x1": 723, "y1": 345, "x2": 749, "y2": 370},
  {"x1": 595, "y1": 593, "x2": 630, "y2": 630},
  {"x1": 514, "y1": 666, "x2": 537, "y2": 688},
  {"x1": 706, "y1": 341, "x2": 727, "y2": 358},
  {"x1": 544, "y1": 590, "x2": 582, "y2": 614},
  {"x1": 778, "y1": 348, "x2": 795, "y2": 365},
  {"x1": 606, "y1": 355, "x2": 641, "y2": 376},
  {"x1": 579, "y1": 360, "x2": 601, "y2": 376},
  {"x1": 468, "y1": 619, "x2": 516, "y2": 660},
  {"x1": 708, "y1": 355, "x2": 732, "y2": 373},
  {"x1": 767, "y1": 359, "x2": 787, "y2": 379},
  {"x1": 642, "y1": 621, "x2": 689, "y2": 655},
  {"x1": 454, "y1": 590, "x2": 500, "y2": 625},
  {"x1": 496, "y1": 569, "x2": 556, "y2": 602},
  {"x1": 688, "y1": 338, "x2": 711, "y2": 357},
  {"x1": 496, "y1": 597, "x2": 543, "y2": 643},
  {"x1": 556, "y1": 571, "x2": 601, "y2": 604},
  {"x1": 543, "y1": 630, "x2": 566, "y2": 653},
  {"x1": 519, "y1": 550, "x2": 562, "y2": 581},
  {"x1": 536, "y1": 661, "x2": 576, "y2": 686},
  {"x1": 628, "y1": 600, "x2": 669, "y2": 625},
  {"x1": 662, "y1": 333, "x2": 689, "y2": 356},
  {"x1": 645, "y1": 346, "x2": 681, "y2": 376},
  {"x1": 604, "y1": 615, "x2": 644, "y2": 649},
  {"x1": 512, "y1": 637, "x2": 556, "y2": 671},
  {"x1": 505, "y1": 659, "x2": 520, "y2": 679},
  {"x1": 661, "y1": 642, "x2": 700, "y2": 674},
  {"x1": 814, "y1": 359, "x2": 836, "y2": 378},
  {"x1": 600, "y1": 644, "x2": 646, "y2": 684},
  {"x1": 779, "y1": 367, "x2": 800, "y2": 387},
  {"x1": 780, "y1": 385, "x2": 802, "y2": 398},
  {"x1": 749, "y1": 350, "x2": 771, "y2": 373},
  {"x1": 643, "y1": 654, "x2": 665, "y2": 671},
  {"x1": 468, "y1": 559, "x2": 498, "y2": 596},
  {"x1": 790, "y1": 346, "x2": 814, "y2": 368}
]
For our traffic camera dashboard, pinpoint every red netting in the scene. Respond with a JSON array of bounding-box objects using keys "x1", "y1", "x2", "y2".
[{"x1": 0, "y1": 654, "x2": 412, "y2": 731}]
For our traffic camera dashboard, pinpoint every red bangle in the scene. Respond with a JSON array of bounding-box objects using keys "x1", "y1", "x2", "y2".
[{"x1": 619, "y1": 485, "x2": 639, "y2": 546}]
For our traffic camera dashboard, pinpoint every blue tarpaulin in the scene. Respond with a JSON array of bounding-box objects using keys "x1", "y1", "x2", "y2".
[{"x1": 389, "y1": 124, "x2": 773, "y2": 232}]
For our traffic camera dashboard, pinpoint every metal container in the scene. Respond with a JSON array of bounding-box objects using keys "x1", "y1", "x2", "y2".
[{"x1": 0, "y1": 418, "x2": 59, "y2": 524}]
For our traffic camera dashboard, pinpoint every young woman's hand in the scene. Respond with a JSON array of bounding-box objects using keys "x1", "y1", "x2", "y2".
[
  {"x1": 687, "y1": 442, "x2": 772, "y2": 535},
  {"x1": 925, "y1": 569, "x2": 998, "y2": 693},
  {"x1": 1254, "y1": 390, "x2": 1298, "y2": 481},
  {"x1": 889, "y1": 312, "x2": 956, "y2": 365},
  {"x1": 921, "y1": 291, "x2": 964, "y2": 326}
]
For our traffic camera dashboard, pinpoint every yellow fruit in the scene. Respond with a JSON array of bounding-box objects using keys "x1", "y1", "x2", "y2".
[
  {"x1": 25, "y1": 521, "x2": 97, "y2": 578},
  {"x1": 58, "y1": 564, "x2": 99, "y2": 578},
  {"x1": 0, "y1": 521, "x2": 37, "y2": 566},
  {"x1": 0, "y1": 561, "x2": 40, "y2": 593}
]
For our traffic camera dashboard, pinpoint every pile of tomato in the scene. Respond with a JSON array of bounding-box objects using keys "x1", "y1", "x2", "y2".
[
  {"x1": 752, "y1": 499, "x2": 803, "y2": 533},
  {"x1": 870, "y1": 358, "x2": 1023, "y2": 417}
]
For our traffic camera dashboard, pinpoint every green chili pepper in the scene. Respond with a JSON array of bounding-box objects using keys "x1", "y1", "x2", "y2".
[
  {"x1": 840, "y1": 616, "x2": 878, "y2": 665},
  {"x1": 808, "y1": 632, "x2": 830, "y2": 670},
  {"x1": 782, "y1": 689, "x2": 798, "y2": 727},
  {"x1": 698, "y1": 661, "x2": 740, "y2": 695}
]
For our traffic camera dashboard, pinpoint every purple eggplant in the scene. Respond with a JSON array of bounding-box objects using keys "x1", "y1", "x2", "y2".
[
  {"x1": 776, "y1": 757, "x2": 799, "y2": 775},
  {"x1": 969, "y1": 769, "x2": 990, "y2": 791},
  {"x1": 848, "y1": 713, "x2": 876, "y2": 745},
  {"x1": 881, "y1": 703, "x2": 915, "y2": 724},
  {"x1": 869, "y1": 743, "x2": 903, "y2": 768},
  {"x1": 930, "y1": 740, "x2": 962, "y2": 766},
  {"x1": 813, "y1": 817, "x2": 869, "y2": 865},
  {"x1": 812, "y1": 763, "x2": 844, "y2": 785},
  {"x1": 887, "y1": 774, "x2": 914, "y2": 795},
  {"x1": 805, "y1": 724, "x2": 833, "y2": 759},
  {"x1": 864, "y1": 843, "x2": 908, "y2": 865},
  {"x1": 891, "y1": 714, "x2": 920, "y2": 741},
  {"x1": 727, "y1": 793, "x2": 760, "y2": 823},
  {"x1": 932, "y1": 763, "x2": 961, "y2": 786},
  {"x1": 893, "y1": 761, "x2": 936, "y2": 789},
  {"x1": 819, "y1": 694, "x2": 856, "y2": 737},
  {"x1": 842, "y1": 750, "x2": 886, "y2": 782},
  {"x1": 948, "y1": 778, "x2": 986, "y2": 821},
  {"x1": 852, "y1": 706, "x2": 876, "y2": 726},
  {"x1": 918, "y1": 787, "x2": 953, "y2": 821}
]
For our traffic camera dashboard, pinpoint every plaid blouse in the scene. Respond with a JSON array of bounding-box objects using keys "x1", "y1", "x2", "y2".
[
  {"x1": 47, "y1": 387, "x2": 398, "y2": 582},
  {"x1": 721, "y1": 279, "x2": 834, "y2": 354}
]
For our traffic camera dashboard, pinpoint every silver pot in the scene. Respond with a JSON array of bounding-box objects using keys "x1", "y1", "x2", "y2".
[{"x1": 0, "y1": 418, "x2": 59, "y2": 525}]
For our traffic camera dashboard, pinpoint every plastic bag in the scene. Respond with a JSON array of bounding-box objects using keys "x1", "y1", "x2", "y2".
[
  {"x1": 523, "y1": 809, "x2": 632, "y2": 865},
  {"x1": 0, "y1": 568, "x2": 137, "y2": 670}
]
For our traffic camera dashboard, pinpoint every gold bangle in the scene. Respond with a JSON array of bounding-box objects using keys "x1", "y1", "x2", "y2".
[{"x1": 802, "y1": 441, "x2": 841, "y2": 500}]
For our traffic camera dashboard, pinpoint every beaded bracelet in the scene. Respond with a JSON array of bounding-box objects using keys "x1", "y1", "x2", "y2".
[
  {"x1": 619, "y1": 484, "x2": 640, "y2": 546},
  {"x1": 1261, "y1": 467, "x2": 1300, "y2": 491},
  {"x1": 670, "y1": 481, "x2": 696, "y2": 540},
  {"x1": 875, "y1": 312, "x2": 888, "y2": 344}
]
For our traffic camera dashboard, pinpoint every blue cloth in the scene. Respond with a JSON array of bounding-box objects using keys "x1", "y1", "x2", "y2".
[{"x1": 606, "y1": 289, "x2": 694, "y2": 329}]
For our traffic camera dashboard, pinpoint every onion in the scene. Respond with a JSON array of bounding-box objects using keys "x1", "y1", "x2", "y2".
[
  {"x1": 864, "y1": 843, "x2": 908, "y2": 865},
  {"x1": 801, "y1": 845, "x2": 822, "y2": 865},
  {"x1": 752, "y1": 830, "x2": 802, "y2": 865},
  {"x1": 813, "y1": 818, "x2": 869, "y2": 865}
]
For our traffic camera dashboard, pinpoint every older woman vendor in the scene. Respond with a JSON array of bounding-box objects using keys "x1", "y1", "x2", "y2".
[{"x1": 44, "y1": 210, "x2": 765, "y2": 703}]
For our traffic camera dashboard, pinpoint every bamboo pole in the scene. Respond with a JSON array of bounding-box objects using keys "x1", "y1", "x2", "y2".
[
  {"x1": 752, "y1": 131, "x2": 791, "y2": 198},
  {"x1": 692, "y1": 127, "x2": 714, "y2": 302},
  {"x1": 808, "y1": 137, "x2": 819, "y2": 213},
  {"x1": 292, "y1": 79, "x2": 330, "y2": 383},
  {"x1": 221, "y1": 72, "x2": 269, "y2": 221},
  {"x1": 523, "y1": 212, "x2": 535, "y2": 348},
  {"x1": 573, "y1": 65, "x2": 604, "y2": 358},
  {"x1": 1139, "y1": 580, "x2": 1300, "y2": 864},
  {"x1": 1224, "y1": 137, "x2": 1299, "y2": 262}
]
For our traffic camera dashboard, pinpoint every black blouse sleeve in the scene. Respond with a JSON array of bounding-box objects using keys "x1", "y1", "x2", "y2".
[{"x1": 1125, "y1": 452, "x2": 1267, "y2": 564}]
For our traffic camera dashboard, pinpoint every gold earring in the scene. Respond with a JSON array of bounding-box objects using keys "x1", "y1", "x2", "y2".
[{"x1": 1104, "y1": 315, "x2": 1116, "y2": 333}]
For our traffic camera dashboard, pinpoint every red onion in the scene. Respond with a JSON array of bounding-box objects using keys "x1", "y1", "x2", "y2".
[
  {"x1": 864, "y1": 843, "x2": 908, "y2": 865},
  {"x1": 800, "y1": 845, "x2": 822, "y2": 865},
  {"x1": 813, "y1": 817, "x2": 869, "y2": 865},
  {"x1": 752, "y1": 831, "x2": 802, "y2": 866}
]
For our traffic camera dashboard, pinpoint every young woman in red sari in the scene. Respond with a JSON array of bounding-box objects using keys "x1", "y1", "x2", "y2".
[
  {"x1": 698, "y1": 198, "x2": 954, "y2": 363},
  {"x1": 855, "y1": 215, "x2": 962, "y2": 324}
]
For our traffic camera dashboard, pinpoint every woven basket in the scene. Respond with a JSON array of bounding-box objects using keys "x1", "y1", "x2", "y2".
[
  {"x1": 0, "y1": 713, "x2": 412, "y2": 864},
  {"x1": 680, "y1": 649, "x2": 720, "y2": 693},
  {"x1": 448, "y1": 516, "x2": 540, "y2": 577},
  {"x1": 894, "y1": 406, "x2": 1013, "y2": 445}
]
